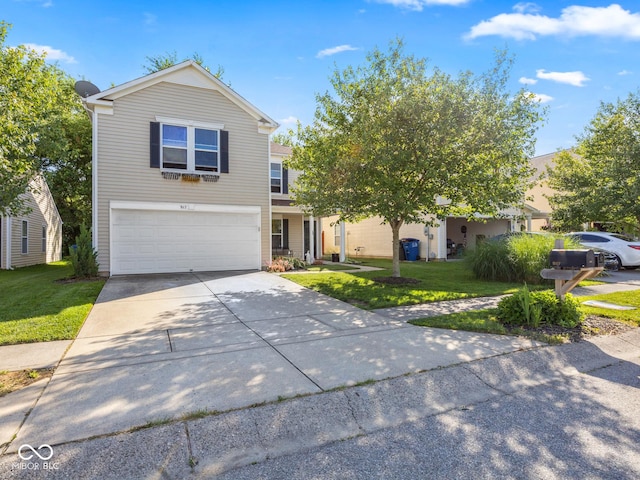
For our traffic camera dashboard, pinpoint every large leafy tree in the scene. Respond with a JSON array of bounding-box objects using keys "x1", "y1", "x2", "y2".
[
  {"x1": 143, "y1": 51, "x2": 224, "y2": 78},
  {"x1": 287, "y1": 40, "x2": 544, "y2": 277},
  {"x1": 37, "y1": 84, "x2": 92, "y2": 250},
  {"x1": 0, "y1": 21, "x2": 92, "y2": 249},
  {"x1": 547, "y1": 91, "x2": 640, "y2": 234},
  {"x1": 0, "y1": 22, "x2": 70, "y2": 216}
]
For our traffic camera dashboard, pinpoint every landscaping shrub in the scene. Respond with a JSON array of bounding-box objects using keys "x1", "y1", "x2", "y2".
[
  {"x1": 69, "y1": 225, "x2": 99, "y2": 278},
  {"x1": 497, "y1": 285, "x2": 584, "y2": 328},
  {"x1": 266, "y1": 256, "x2": 306, "y2": 272},
  {"x1": 468, "y1": 233, "x2": 579, "y2": 284}
]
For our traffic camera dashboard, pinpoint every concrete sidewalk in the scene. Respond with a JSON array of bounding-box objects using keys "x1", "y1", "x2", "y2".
[{"x1": 1, "y1": 328, "x2": 638, "y2": 479}]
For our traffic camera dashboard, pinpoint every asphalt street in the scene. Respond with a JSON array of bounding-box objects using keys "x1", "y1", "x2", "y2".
[{"x1": 215, "y1": 348, "x2": 640, "y2": 480}]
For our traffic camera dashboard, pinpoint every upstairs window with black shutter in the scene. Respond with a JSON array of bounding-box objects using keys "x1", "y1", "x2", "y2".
[{"x1": 150, "y1": 120, "x2": 229, "y2": 174}]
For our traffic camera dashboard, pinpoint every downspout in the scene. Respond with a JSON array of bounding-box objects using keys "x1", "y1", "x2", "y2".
[
  {"x1": 90, "y1": 109, "x2": 98, "y2": 253},
  {"x1": 6, "y1": 216, "x2": 12, "y2": 269}
]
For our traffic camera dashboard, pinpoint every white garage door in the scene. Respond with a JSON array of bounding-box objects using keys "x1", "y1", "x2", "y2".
[{"x1": 110, "y1": 205, "x2": 261, "y2": 275}]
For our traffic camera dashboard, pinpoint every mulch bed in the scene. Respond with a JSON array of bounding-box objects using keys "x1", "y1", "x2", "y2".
[
  {"x1": 0, "y1": 368, "x2": 54, "y2": 397},
  {"x1": 506, "y1": 315, "x2": 637, "y2": 343}
]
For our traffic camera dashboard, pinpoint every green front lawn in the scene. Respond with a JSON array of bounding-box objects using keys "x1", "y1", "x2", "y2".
[
  {"x1": 282, "y1": 258, "x2": 541, "y2": 309},
  {"x1": 0, "y1": 261, "x2": 105, "y2": 346},
  {"x1": 579, "y1": 290, "x2": 640, "y2": 324}
]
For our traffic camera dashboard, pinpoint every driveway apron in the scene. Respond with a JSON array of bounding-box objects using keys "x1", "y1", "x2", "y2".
[{"x1": 11, "y1": 271, "x2": 538, "y2": 449}]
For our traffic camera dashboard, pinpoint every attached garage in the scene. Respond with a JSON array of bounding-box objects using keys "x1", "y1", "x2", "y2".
[{"x1": 110, "y1": 201, "x2": 261, "y2": 275}]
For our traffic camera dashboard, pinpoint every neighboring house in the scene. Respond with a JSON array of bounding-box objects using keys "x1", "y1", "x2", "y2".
[
  {"x1": 321, "y1": 211, "x2": 525, "y2": 261},
  {"x1": 318, "y1": 155, "x2": 561, "y2": 261},
  {"x1": 81, "y1": 61, "x2": 280, "y2": 275},
  {"x1": 526, "y1": 152, "x2": 557, "y2": 231},
  {"x1": 0, "y1": 175, "x2": 63, "y2": 269}
]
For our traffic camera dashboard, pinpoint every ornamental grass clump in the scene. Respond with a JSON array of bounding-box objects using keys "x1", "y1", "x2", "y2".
[{"x1": 468, "y1": 233, "x2": 579, "y2": 285}]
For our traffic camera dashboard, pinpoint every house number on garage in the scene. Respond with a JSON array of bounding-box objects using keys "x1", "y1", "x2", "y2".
[{"x1": 179, "y1": 204, "x2": 195, "y2": 211}]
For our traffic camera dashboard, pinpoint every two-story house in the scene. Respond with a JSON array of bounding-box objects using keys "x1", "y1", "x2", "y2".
[{"x1": 82, "y1": 61, "x2": 282, "y2": 275}]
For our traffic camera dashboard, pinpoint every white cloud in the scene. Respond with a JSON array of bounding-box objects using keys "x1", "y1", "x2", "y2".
[
  {"x1": 531, "y1": 93, "x2": 553, "y2": 103},
  {"x1": 465, "y1": 4, "x2": 640, "y2": 40},
  {"x1": 373, "y1": 0, "x2": 470, "y2": 12},
  {"x1": 513, "y1": 3, "x2": 541, "y2": 14},
  {"x1": 15, "y1": 0, "x2": 53, "y2": 6},
  {"x1": 279, "y1": 116, "x2": 299, "y2": 125},
  {"x1": 536, "y1": 69, "x2": 589, "y2": 87},
  {"x1": 143, "y1": 12, "x2": 157, "y2": 26},
  {"x1": 316, "y1": 44, "x2": 358, "y2": 58},
  {"x1": 618, "y1": 69, "x2": 633, "y2": 76},
  {"x1": 519, "y1": 76, "x2": 537, "y2": 85},
  {"x1": 23, "y1": 43, "x2": 76, "y2": 63}
]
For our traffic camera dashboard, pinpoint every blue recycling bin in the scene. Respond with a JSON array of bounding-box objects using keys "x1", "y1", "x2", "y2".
[{"x1": 400, "y1": 238, "x2": 420, "y2": 261}]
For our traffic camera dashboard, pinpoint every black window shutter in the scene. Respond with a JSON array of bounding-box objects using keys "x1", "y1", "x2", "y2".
[
  {"x1": 220, "y1": 130, "x2": 229, "y2": 173},
  {"x1": 282, "y1": 167, "x2": 289, "y2": 194},
  {"x1": 283, "y1": 219, "x2": 289, "y2": 249},
  {"x1": 150, "y1": 122, "x2": 160, "y2": 168}
]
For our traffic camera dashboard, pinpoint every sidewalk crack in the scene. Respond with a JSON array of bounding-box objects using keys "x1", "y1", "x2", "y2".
[
  {"x1": 183, "y1": 422, "x2": 198, "y2": 471},
  {"x1": 166, "y1": 330, "x2": 174, "y2": 352},
  {"x1": 461, "y1": 365, "x2": 510, "y2": 396},
  {"x1": 343, "y1": 391, "x2": 366, "y2": 435}
]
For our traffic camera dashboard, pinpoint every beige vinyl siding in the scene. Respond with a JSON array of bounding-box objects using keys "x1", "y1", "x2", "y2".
[
  {"x1": 322, "y1": 215, "x2": 436, "y2": 260},
  {"x1": 33, "y1": 176, "x2": 63, "y2": 264},
  {"x1": 285, "y1": 214, "x2": 304, "y2": 259},
  {"x1": 95, "y1": 82, "x2": 271, "y2": 273}
]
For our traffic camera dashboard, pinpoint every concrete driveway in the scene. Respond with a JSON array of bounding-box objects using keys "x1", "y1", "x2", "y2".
[{"x1": 11, "y1": 271, "x2": 539, "y2": 449}]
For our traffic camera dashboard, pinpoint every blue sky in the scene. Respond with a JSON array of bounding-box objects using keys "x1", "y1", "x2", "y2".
[{"x1": 3, "y1": 0, "x2": 640, "y2": 156}]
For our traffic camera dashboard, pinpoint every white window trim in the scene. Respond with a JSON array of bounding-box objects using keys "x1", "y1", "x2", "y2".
[
  {"x1": 156, "y1": 117, "x2": 224, "y2": 175},
  {"x1": 270, "y1": 161, "x2": 282, "y2": 194},
  {"x1": 21, "y1": 220, "x2": 28, "y2": 254},
  {"x1": 334, "y1": 223, "x2": 341, "y2": 247},
  {"x1": 155, "y1": 116, "x2": 224, "y2": 131},
  {"x1": 272, "y1": 215, "x2": 283, "y2": 250},
  {"x1": 42, "y1": 224, "x2": 47, "y2": 253}
]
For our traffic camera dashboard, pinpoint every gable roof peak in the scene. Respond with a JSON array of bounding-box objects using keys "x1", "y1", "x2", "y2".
[{"x1": 82, "y1": 60, "x2": 278, "y2": 131}]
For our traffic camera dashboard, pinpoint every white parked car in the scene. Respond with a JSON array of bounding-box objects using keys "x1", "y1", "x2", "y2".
[{"x1": 567, "y1": 232, "x2": 640, "y2": 269}]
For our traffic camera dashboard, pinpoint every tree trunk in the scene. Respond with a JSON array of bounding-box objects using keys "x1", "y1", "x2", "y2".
[{"x1": 390, "y1": 219, "x2": 403, "y2": 277}]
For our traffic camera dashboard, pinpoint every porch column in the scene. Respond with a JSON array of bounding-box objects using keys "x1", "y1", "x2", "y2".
[
  {"x1": 526, "y1": 214, "x2": 532, "y2": 231},
  {"x1": 316, "y1": 217, "x2": 323, "y2": 258},
  {"x1": 339, "y1": 221, "x2": 346, "y2": 262},
  {"x1": 309, "y1": 215, "x2": 315, "y2": 260},
  {"x1": 436, "y1": 218, "x2": 447, "y2": 260}
]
